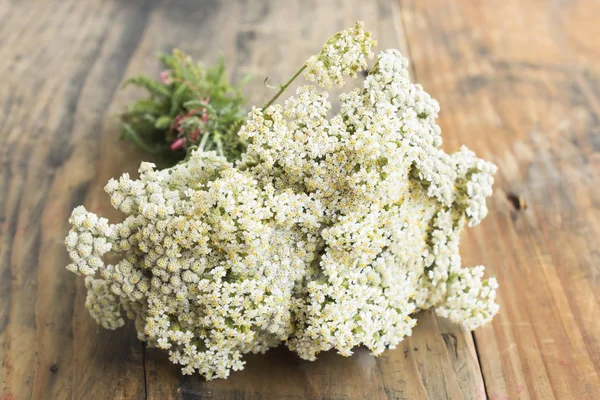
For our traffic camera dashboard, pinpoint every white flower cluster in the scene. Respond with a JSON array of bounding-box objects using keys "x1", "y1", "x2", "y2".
[
  {"x1": 66, "y1": 24, "x2": 498, "y2": 380},
  {"x1": 304, "y1": 21, "x2": 376, "y2": 87}
]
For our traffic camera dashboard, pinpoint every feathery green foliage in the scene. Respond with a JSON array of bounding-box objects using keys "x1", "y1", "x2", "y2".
[{"x1": 120, "y1": 50, "x2": 249, "y2": 165}]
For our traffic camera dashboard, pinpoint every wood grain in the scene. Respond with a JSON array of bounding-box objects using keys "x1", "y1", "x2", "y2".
[
  {"x1": 0, "y1": 0, "x2": 598, "y2": 399},
  {"x1": 0, "y1": 1, "x2": 153, "y2": 399},
  {"x1": 399, "y1": 0, "x2": 600, "y2": 398},
  {"x1": 144, "y1": 310, "x2": 484, "y2": 400}
]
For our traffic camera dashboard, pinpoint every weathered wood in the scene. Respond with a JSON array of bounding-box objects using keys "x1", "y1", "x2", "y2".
[
  {"x1": 1, "y1": 1, "x2": 483, "y2": 398},
  {"x1": 145, "y1": 310, "x2": 482, "y2": 400},
  {"x1": 0, "y1": 0, "x2": 152, "y2": 399},
  {"x1": 400, "y1": 0, "x2": 600, "y2": 398},
  {"x1": 1, "y1": 0, "x2": 598, "y2": 399}
]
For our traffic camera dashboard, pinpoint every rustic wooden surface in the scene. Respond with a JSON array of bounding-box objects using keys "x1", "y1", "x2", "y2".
[{"x1": 0, "y1": 0, "x2": 598, "y2": 399}]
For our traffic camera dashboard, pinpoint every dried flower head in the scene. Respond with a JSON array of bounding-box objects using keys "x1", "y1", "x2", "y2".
[
  {"x1": 66, "y1": 23, "x2": 498, "y2": 380},
  {"x1": 304, "y1": 21, "x2": 376, "y2": 87}
]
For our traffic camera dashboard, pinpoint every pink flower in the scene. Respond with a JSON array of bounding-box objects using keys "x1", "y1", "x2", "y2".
[
  {"x1": 160, "y1": 70, "x2": 171, "y2": 84},
  {"x1": 171, "y1": 138, "x2": 186, "y2": 150}
]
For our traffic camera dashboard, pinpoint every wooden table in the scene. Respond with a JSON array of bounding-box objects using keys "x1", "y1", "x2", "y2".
[{"x1": 1, "y1": 0, "x2": 599, "y2": 399}]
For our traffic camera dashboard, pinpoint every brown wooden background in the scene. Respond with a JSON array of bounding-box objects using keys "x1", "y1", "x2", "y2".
[{"x1": 1, "y1": 0, "x2": 599, "y2": 399}]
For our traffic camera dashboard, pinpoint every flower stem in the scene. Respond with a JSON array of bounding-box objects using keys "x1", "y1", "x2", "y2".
[{"x1": 261, "y1": 64, "x2": 307, "y2": 110}]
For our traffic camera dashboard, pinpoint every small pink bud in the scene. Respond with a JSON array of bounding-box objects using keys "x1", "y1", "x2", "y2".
[
  {"x1": 171, "y1": 138, "x2": 186, "y2": 150},
  {"x1": 160, "y1": 70, "x2": 171, "y2": 84}
]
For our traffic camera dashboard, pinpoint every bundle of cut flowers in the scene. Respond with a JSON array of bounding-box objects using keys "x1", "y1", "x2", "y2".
[
  {"x1": 119, "y1": 49, "x2": 249, "y2": 164},
  {"x1": 65, "y1": 22, "x2": 498, "y2": 380}
]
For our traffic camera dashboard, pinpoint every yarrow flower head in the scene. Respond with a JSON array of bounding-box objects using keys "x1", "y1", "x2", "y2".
[
  {"x1": 304, "y1": 21, "x2": 376, "y2": 87},
  {"x1": 66, "y1": 22, "x2": 498, "y2": 381}
]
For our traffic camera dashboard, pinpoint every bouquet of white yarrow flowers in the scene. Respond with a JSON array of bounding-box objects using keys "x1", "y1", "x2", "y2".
[{"x1": 65, "y1": 22, "x2": 498, "y2": 380}]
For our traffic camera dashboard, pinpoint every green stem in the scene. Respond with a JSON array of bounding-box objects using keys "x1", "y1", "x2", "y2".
[
  {"x1": 199, "y1": 129, "x2": 210, "y2": 151},
  {"x1": 262, "y1": 64, "x2": 307, "y2": 109},
  {"x1": 121, "y1": 124, "x2": 163, "y2": 154},
  {"x1": 215, "y1": 134, "x2": 224, "y2": 157}
]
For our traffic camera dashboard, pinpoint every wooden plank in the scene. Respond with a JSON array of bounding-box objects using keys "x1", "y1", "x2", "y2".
[
  {"x1": 0, "y1": 0, "x2": 155, "y2": 398},
  {"x1": 147, "y1": 311, "x2": 485, "y2": 400},
  {"x1": 399, "y1": 0, "x2": 600, "y2": 398},
  {"x1": 0, "y1": 0, "x2": 498, "y2": 399}
]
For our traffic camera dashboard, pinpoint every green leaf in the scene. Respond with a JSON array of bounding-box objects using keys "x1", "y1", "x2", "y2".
[
  {"x1": 154, "y1": 115, "x2": 173, "y2": 129},
  {"x1": 183, "y1": 99, "x2": 205, "y2": 109},
  {"x1": 128, "y1": 99, "x2": 162, "y2": 115},
  {"x1": 120, "y1": 124, "x2": 164, "y2": 154},
  {"x1": 170, "y1": 83, "x2": 189, "y2": 115},
  {"x1": 238, "y1": 72, "x2": 253, "y2": 86},
  {"x1": 123, "y1": 75, "x2": 170, "y2": 97},
  {"x1": 142, "y1": 114, "x2": 157, "y2": 125}
]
